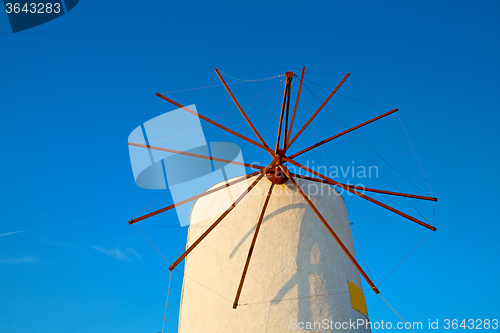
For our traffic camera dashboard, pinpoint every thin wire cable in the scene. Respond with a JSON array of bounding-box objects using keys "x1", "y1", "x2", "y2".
[
  {"x1": 142, "y1": 78, "x2": 283, "y2": 146},
  {"x1": 301, "y1": 96, "x2": 375, "y2": 283},
  {"x1": 132, "y1": 117, "x2": 247, "y2": 219},
  {"x1": 161, "y1": 271, "x2": 172, "y2": 333},
  {"x1": 182, "y1": 85, "x2": 281, "y2": 250},
  {"x1": 238, "y1": 289, "x2": 372, "y2": 306},
  {"x1": 379, "y1": 293, "x2": 416, "y2": 333},
  {"x1": 172, "y1": 266, "x2": 233, "y2": 303},
  {"x1": 135, "y1": 79, "x2": 280, "y2": 147},
  {"x1": 397, "y1": 112, "x2": 437, "y2": 225},
  {"x1": 217, "y1": 70, "x2": 283, "y2": 82},
  {"x1": 397, "y1": 113, "x2": 434, "y2": 196},
  {"x1": 133, "y1": 79, "x2": 283, "y2": 224},
  {"x1": 132, "y1": 113, "x2": 251, "y2": 219},
  {"x1": 130, "y1": 171, "x2": 134, "y2": 220},
  {"x1": 239, "y1": 291, "x2": 349, "y2": 306},
  {"x1": 135, "y1": 224, "x2": 170, "y2": 263},
  {"x1": 133, "y1": 189, "x2": 172, "y2": 219},
  {"x1": 162, "y1": 83, "x2": 223, "y2": 94},
  {"x1": 134, "y1": 223, "x2": 233, "y2": 304},
  {"x1": 283, "y1": 80, "x2": 433, "y2": 293},
  {"x1": 302, "y1": 78, "x2": 431, "y2": 197},
  {"x1": 158, "y1": 70, "x2": 213, "y2": 96},
  {"x1": 162, "y1": 76, "x2": 281, "y2": 94},
  {"x1": 241, "y1": 78, "x2": 284, "y2": 107},
  {"x1": 217, "y1": 67, "x2": 303, "y2": 71},
  {"x1": 305, "y1": 69, "x2": 349, "y2": 74},
  {"x1": 303, "y1": 78, "x2": 390, "y2": 110},
  {"x1": 352, "y1": 74, "x2": 434, "y2": 198},
  {"x1": 302, "y1": 92, "x2": 429, "y2": 292},
  {"x1": 301, "y1": 82, "x2": 430, "y2": 222},
  {"x1": 179, "y1": 82, "x2": 282, "y2": 254},
  {"x1": 352, "y1": 230, "x2": 374, "y2": 282},
  {"x1": 300, "y1": 82, "x2": 435, "y2": 286},
  {"x1": 377, "y1": 231, "x2": 432, "y2": 286},
  {"x1": 140, "y1": 97, "x2": 157, "y2": 125},
  {"x1": 139, "y1": 71, "x2": 280, "y2": 146},
  {"x1": 352, "y1": 75, "x2": 394, "y2": 108},
  {"x1": 141, "y1": 109, "x2": 238, "y2": 145},
  {"x1": 354, "y1": 134, "x2": 432, "y2": 198},
  {"x1": 178, "y1": 83, "x2": 282, "y2": 305},
  {"x1": 131, "y1": 88, "x2": 244, "y2": 219},
  {"x1": 300, "y1": 98, "x2": 331, "y2": 176},
  {"x1": 132, "y1": 81, "x2": 284, "y2": 218}
]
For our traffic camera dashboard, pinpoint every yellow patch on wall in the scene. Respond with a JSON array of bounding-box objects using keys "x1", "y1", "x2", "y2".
[{"x1": 348, "y1": 281, "x2": 368, "y2": 318}]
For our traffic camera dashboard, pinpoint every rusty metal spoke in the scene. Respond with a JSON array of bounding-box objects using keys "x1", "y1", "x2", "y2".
[
  {"x1": 284, "y1": 158, "x2": 437, "y2": 232},
  {"x1": 168, "y1": 159, "x2": 279, "y2": 271},
  {"x1": 128, "y1": 142, "x2": 265, "y2": 170},
  {"x1": 233, "y1": 182, "x2": 275, "y2": 308},
  {"x1": 287, "y1": 73, "x2": 350, "y2": 149},
  {"x1": 129, "y1": 170, "x2": 263, "y2": 225},
  {"x1": 280, "y1": 165, "x2": 380, "y2": 294},
  {"x1": 285, "y1": 67, "x2": 305, "y2": 150},
  {"x1": 288, "y1": 108, "x2": 398, "y2": 159},
  {"x1": 289, "y1": 173, "x2": 437, "y2": 202},
  {"x1": 214, "y1": 68, "x2": 274, "y2": 159},
  {"x1": 156, "y1": 93, "x2": 275, "y2": 155}
]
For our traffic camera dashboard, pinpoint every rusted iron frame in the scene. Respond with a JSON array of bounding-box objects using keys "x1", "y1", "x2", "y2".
[
  {"x1": 283, "y1": 79, "x2": 292, "y2": 151},
  {"x1": 214, "y1": 68, "x2": 273, "y2": 159},
  {"x1": 168, "y1": 158, "x2": 279, "y2": 271},
  {"x1": 283, "y1": 158, "x2": 437, "y2": 232},
  {"x1": 287, "y1": 73, "x2": 350, "y2": 149},
  {"x1": 289, "y1": 173, "x2": 437, "y2": 202},
  {"x1": 285, "y1": 67, "x2": 305, "y2": 150},
  {"x1": 279, "y1": 165, "x2": 380, "y2": 294},
  {"x1": 155, "y1": 93, "x2": 275, "y2": 155},
  {"x1": 128, "y1": 142, "x2": 264, "y2": 170},
  {"x1": 233, "y1": 182, "x2": 275, "y2": 309},
  {"x1": 275, "y1": 77, "x2": 292, "y2": 153},
  {"x1": 288, "y1": 108, "x2": 399, "y2": 159},
  {"x1": 129, "y1": 170, "x2": 262, "y2": 225}
]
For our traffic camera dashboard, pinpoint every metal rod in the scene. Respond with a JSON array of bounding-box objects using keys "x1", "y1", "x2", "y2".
[
  {"x1": 289, "y1": 173, "x2": 437, "y2": 202},
  {"x1": 283, "y1": 80, "x2": 292, "y2": 151},
  {"x1": 214, "y1": 68, "x2": 273, "y2": 159},
  {"x1": 128, "y1": 142, "x2": 265, "y2": 170},
  {"x1": 280, "y1": 165, "x2": 380, "y2": 294},
  {"x1": 287, "y1": 73, "x2": 350, "y2": 149},
  {"x1": 168, "y1": 159, "x2": 279, "y2": 271},
  {"x1": 155, "y1": 93, "x2": 274, "y2": 155},
  {"x1": 275, "y1": 77, "x2": 291, "y2": 153},
  {"x1": 129, "y1": 170, "x2": 262, "y2": 225},
  {"x1": 233, "y1": 182, "x2": 275, "y2": 309},
  {"x1": 283, "y1": 158, "x2": 437, "y2": 232},
  {"x1": 288, "y1": 108, "x2": 398, "y2": 159},
  {"x1": 286, "y1": 67, "x2": 305, "y2": 150}
]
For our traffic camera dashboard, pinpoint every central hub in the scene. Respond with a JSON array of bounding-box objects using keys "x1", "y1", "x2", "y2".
[{"x1": 266, "y1": 166, "x2": 289, "y2": 184}]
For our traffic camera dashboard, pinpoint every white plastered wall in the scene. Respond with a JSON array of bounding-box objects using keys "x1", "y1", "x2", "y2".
[{"x1": 178, "y1": 176, "x2": 371, "y2": 333}]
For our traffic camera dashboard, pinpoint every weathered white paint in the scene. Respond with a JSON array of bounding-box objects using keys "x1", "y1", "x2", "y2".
[{"x1": 178, "y1": 176, "x2": 371, "y2": 333}]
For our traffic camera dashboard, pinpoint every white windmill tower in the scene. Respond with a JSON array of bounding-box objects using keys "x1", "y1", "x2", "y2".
[{"x1": 128, "y1": 68, "x2": 437, "y2": 332}]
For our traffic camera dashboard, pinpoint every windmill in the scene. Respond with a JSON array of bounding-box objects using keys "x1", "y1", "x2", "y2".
[{"x1": 128, "y1": 68, "x2": 437, "y2": 332}]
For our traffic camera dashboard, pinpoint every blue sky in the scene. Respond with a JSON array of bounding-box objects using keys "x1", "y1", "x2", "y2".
[{"x1": 1, "y1": 1, "x2": 499, "y2": 332}]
